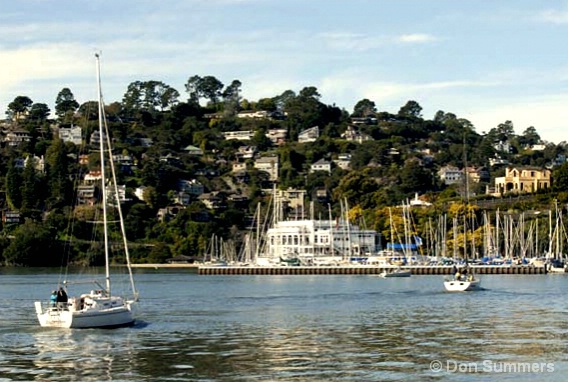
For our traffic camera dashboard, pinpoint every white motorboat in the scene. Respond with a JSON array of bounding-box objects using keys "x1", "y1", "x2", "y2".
[{"x1": 444, "y1": 270, "x2": 481, "y2": 292}]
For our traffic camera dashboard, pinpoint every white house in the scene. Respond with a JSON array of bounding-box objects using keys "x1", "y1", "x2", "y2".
[
  {"x1": 223, "y1": 130, "x2": 254, "y2": 141},
  {"x1": 438, "y1": 165, "x2": 463, "y2": 185},
  {"x1": 310, "y1": 159, "x2": 332, "y2": 174},
  {"x1": 298, "y1": 126, "x2": 319, "y2": 143},
  {"x1": 58, "y1": 125, "x2": 82, "y2": 145}
]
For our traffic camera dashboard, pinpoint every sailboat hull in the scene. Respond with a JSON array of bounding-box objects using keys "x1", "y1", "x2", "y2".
[
  {"x1": 379, "y1": 270, "x2": 412, "y2": 278},
  {"x1": 35, "y1": 296, "x2": 134, "y2": 329}
]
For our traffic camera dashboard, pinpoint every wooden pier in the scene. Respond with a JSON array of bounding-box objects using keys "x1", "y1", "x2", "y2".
[{"x1": 197, "y1": 265, "x2": 547, "y2": 276}]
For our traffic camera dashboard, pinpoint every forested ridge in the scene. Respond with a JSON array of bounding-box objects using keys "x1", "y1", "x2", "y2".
[{"x1": 2, "y1": 75, "x2": 568, "y2": 266}]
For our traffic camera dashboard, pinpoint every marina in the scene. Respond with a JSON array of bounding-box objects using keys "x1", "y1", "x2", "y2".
[{"x1": 198, "y1": 264, "x2": 547, "y2": 275}]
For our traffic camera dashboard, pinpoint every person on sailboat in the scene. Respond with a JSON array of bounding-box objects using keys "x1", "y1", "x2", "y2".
[
  {"x1": 50, "y1": 291, "x2": 57, "y2": 307},
  {"x1": 56, "y1": 287, "x2": 68, "y2": 307}
]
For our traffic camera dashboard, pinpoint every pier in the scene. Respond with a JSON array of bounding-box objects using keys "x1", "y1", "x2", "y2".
[{"x1": 198, "y1": 265, "x2": 547, "y2": 275}]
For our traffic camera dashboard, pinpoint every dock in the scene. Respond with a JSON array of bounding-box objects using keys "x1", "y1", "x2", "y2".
[{"x1": 197, "y1": 265, "x2": 547, "y2": 275}]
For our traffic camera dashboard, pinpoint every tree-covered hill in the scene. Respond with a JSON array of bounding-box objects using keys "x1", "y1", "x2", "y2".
[{"x1": 2, "y1": 76, "x2": 568, "y2": 266}]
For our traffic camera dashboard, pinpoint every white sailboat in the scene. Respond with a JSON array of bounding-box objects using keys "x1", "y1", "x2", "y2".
[
  {"x1": 444, "y1": 137, "x2": 481, "y2": 292},
  {"x1": 379, "y1": 266, "x2": 411, "y2": 278},
  {"x1": 34, "y1": 53, "x2": 139, "y2": 328}
]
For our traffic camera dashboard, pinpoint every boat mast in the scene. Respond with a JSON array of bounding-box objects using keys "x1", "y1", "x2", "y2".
[{"x1": 96, "y1": 53, "x2": 111, "y2": 295}]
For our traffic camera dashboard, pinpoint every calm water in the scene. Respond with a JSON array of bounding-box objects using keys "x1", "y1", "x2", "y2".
[{"x1": 1, "y1": 268, "x2": 567, "y2": 381}]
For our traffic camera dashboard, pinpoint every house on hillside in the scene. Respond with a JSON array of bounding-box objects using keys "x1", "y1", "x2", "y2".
[
  {"x1": 489, "y1": 167, "x2": 551, "y2": 196},
  {"x1": 438, "y1": 165, "x2": 463, "y2": 185},
  {"x1": 298, "y1": 126, "x2": 319, "y2": 143},
  {"x1": 341, "y1": 126, "x2": 373, "y2": 143},
  {"x1": 254, "y1": 155, "x2": 279, "y2": 181},
  {"x1": 223, "y1": 130, "x2": 254, "y2": 141},
  {"x1": 333, "y1": 154, "x2": 352, "y2": 170},
  {"x1": 58, "y1": 125, "x2": 82, "y2": 145},
  {"x1": 3, "y1": 129, "x2": 31, "y2": 147},
  {"x1": 182, "y1": 145, "x2": 204, "y2": 156},
  {"x1": 310, "y1": 158, "x2": 332, "y2": 174}
]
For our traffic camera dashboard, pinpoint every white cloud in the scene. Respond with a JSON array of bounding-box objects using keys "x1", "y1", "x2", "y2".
[
  {"x1": 537, "y1": 9, "x2": 568, "y2": 24},
  {"x1": 462, "y1": 95, "x2": 568, "y2": 144},
  {"x1": 397, "y1": 33, "x2": 437, "y2": 43}
]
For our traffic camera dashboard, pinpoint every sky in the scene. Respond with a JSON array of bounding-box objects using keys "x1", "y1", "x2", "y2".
[{"x1": 1, "y1": 0, "x2": 568, "y2": 143}]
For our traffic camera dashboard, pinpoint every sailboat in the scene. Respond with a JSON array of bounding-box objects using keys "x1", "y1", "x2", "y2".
[
  {"x1": 443, "y1": 136, "x2": 481, "y2": 292},
  {"x1": 34, "y1": 53, "x2": 139, "y2": 328},
  {"x1": 379, "y1": 266, "x2": 411, "y2": 278}
]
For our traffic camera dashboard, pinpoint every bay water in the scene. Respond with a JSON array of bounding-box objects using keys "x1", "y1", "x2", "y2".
[{"x1": 1, "y1": 268, "x2": 567, "y2": 381}]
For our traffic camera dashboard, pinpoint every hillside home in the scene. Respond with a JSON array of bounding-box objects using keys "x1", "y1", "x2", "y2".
[
  {"x1": 173, "y1": 191, "x2": 191, "y2": 206},
  {"x1": 84, "y1": 171, "x2": 102, "y2": 185},
  {"x1": 465, "y1": 167, "x2": 490, "y2": 183},
  {"x1": 77, "y1": 184, "x2": 96, "y2": 205},
  {"x1": 15, "y1": 155, "x2": 45, "y2": 172},
  {"x1": 223, "y1": 130, "x2": 254, "y2": 141},
  {"x1": 106, "y1": 184, "x2": 129, "y2": 205},
  {"x1": 89, "y1": 130, "x2": 105, "y2": 146},
  {"x1": 254, "y1": 155, "x2": 279, "y2": 181},
  {"x1": 235, "y1": 146, "x2": 257, "y2": 161},
  {"x1": 3, "y1": 129, "x2": 31, "y2": 147},
  {"x1": 273, "y1": 188, "x2": 307, "y2": 210},
  {"x1": 266, "y1": 128, "x2": 287, "y2": 145},
  {"x1": 198, "y1": 192, "x2": 224, "y2": 209},
  {"x1": 2, "y1": 210, "x2": 21, "y2": 224},
  {"x1": 178, "y1": 179, "x2": 204, "y2": 196},
  {"x1": 182, "y1": 145, "x2": 204, "y2": 156},
  {"x1": 334, "y1": 154, "x2": 352, "y2": 170},
  {"x1": 490, "y1": 167, "x2": 551, "y2": 196},
  {"x1": 237, "y1": 110, "x2": 269, "y2": 119},
  {"x1": 157, "y1": 205, "x2": 185, "y2": 222},
  {"x1": 494, "y1": 140, "x2": 512, "y2": 153},
  {"x1": 310, "y1": 159, "x2": 332, "y2": 174},
  {"x1": 489, "y1": 156, "x2": 509, "y2": 167},
  {"x1": 58, "y1": 125, "x2": 82, "y2": 145},
  {"x1": 298, "y1": 126, "x2": 319, "y2": 143},
  {"x1": 438, "y1": 165, "x2": 463, "y2": 185},
  {"x1": 341, "y1": 126, "x2": 373, "y2": 143}
]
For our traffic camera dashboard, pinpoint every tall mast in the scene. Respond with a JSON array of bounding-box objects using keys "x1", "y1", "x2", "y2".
[{"x1": 96, "y1": 53, "x2": 111, "y2": 294}]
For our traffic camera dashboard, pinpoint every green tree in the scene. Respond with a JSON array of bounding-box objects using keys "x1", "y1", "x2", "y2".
[
  {"x1": 28, "y1": 103, "x2": 51, "y2": 122},
  {"x1": 352, "y1": 98, "x2": 376, "y2": 117},
  {"x1": 3, "y1": 220, "x2": 59, "y2": 266},
  {"x1": 5, "y1": 161, "x2": 23, "y2": 209},
  {"x1": 21, "y1": 156, "x2": 42, "y2": 217},
  {"x1": 54, "y1": 88, "x2": 79, "y2": 120},
  {"x1": 6, "y1": 95, "x2": 33, "y2": 120},
  {"x1": 45, "y1": 138, "x2": 71, "y2": 208},
  {"x1": 553, "y1": 162, "x2": 568, "y2": 192},
  {"x1": 200, "y1": 76, "x2": 224, "y2": 106},
  {"x1": 398, "y1": 100, "x2": 422, "y2": 119}
]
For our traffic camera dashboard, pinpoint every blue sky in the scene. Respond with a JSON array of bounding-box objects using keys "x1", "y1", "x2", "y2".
[{"x1": 2, "y1": 0, "x2": 568, "y2": 143}]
